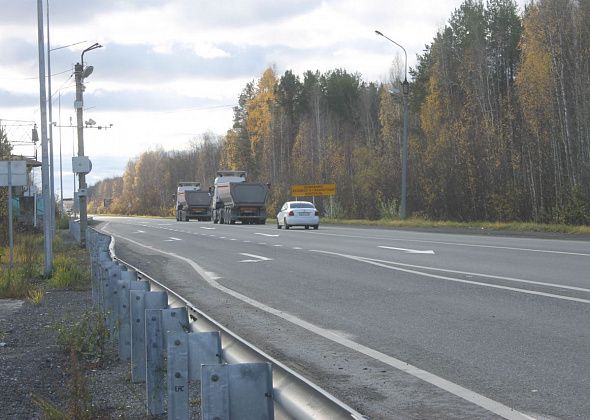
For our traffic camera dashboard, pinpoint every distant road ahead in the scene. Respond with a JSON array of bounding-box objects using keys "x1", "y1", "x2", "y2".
[{"x1": 98, "y1": 217, "x2": 590, "y2": 419}]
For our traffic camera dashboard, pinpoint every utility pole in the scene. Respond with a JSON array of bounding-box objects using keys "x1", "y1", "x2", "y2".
[
  {"x1": 74, "y1": 62, "x2": 87, "y2": 247},
  {"x1": 36, "y1": 0, "x2": 52, "y2": 275},
  {"x1": 74, "y1": 43, "x2": 101, "y2": 248},
  {"x1": 46, "y1": 0, "x2": 56, "y2": 236}
]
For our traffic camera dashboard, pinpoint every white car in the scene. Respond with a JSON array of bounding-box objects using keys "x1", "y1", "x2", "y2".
[{"x1": 277, "y1": 201, "x2": 320, "y2": 230}]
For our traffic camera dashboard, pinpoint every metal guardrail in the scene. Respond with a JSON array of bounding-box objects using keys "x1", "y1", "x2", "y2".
[{"x1": 80, "y1": 222, "x2": 365, "y2": 420}]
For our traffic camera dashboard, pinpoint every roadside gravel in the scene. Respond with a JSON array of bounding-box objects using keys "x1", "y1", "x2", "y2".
[{"x1": 0, "y1": 288, "x2": 147, "y2": 419}]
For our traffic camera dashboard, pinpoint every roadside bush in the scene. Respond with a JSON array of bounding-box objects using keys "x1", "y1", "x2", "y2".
[
  {"x1": 55, "y1": 309, "x2": 109, "y2": 364},
  {"x1": 57, "y1": 215, "x2": 70, "y2": 230},
  {"x1": 377, "y1": 195, "x2": 399, "y2": 219}
]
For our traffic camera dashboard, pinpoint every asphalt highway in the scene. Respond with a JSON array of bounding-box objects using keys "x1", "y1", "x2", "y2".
[{"x1": 97, "y1": 216, "x2": 590, "y2": 419}]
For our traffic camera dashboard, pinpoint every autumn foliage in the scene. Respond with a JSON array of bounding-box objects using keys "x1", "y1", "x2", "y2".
[{"x1": 88, "y1": 0, "x2": 590, "y2": 224}]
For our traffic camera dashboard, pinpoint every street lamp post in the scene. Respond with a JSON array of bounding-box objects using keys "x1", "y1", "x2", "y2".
[
  {"x1": 375, "y1": 30, "x2": 410, "y2": 220},
  {"x1": 75, "y1": 42, "x2": 102, "y2": 247}
]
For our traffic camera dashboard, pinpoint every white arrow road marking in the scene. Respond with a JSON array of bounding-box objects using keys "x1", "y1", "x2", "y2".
[
  {"x1": 200, "y1": 227, "x2": 216, "y2": 230},
  {"x1": 379, "y1": 245, "x2": 435, "y2": 254},
  {"x1": 239, "y1": 253, "x2": 272, "y2": 263},
  {"x1": 255, "y1": 233, "x2": 280, "y2": 237},
  {"x1": 164, "y1": 237, "x2": 182, "y2": 242}
]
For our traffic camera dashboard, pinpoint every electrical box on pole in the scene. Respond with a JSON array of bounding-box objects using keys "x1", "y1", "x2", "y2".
[{"x1": 72, "y1": 156, "x2": 92, "y2": 174}]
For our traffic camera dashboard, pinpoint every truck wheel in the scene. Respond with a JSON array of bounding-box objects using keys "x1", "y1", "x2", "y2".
[
  {"x1": 284, "y1": 218, "x2": 290, "y2": 230},
  {"x1": 184, "y1": 214, "x2": 189, "y2": 222},
  {"x1": 213, "y1": 218, "x2": 218, "y2": 224},
  {"x1": 230, "y1": 219, "x2": 236, "y2": 225},
  {"x1": 313, "y1": 225, "x2": 319, "y2": 230}
]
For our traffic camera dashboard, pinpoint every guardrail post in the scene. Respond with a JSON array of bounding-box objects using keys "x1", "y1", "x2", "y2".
[
  {"x1": 118, "y1": 271, "x2": 148, "y2": 361},
  {"x1": 105, "y1": 263, "x2": 122, "y2": 334},
  {"x1": 188, "y1": 331, "x2": 222, "y2": 382},
  {"x1": 99, "y1": 258, "x2": 114, "y2": 311},
  {"x1": 201, "y1": 362, "x2": 274, "y2": 420},
  {"x1": 146, "y1": 309, "x2": 166, "y2": 416},
  {"x1": 167, "y1": 331, "x2": 189, "y2": 420},
  {"x1": 130, "y1": 290, "x2": 167, "y2": 383},
  {"x1": 144, "y1": 307, "x2": 190, "y2": 416}
]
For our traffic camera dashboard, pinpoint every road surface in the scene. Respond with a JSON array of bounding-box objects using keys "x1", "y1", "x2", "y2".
[{"x1": 97, "y1": 216, "x2": 590, "y2": 419}]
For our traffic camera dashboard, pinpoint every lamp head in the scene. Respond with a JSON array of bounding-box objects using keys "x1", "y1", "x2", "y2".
[{"x1": 82, "y1": 65, "x2": 94, "y2": 78}]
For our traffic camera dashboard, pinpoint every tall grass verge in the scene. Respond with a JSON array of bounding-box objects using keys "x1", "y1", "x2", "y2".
[
  {"x1": 47, "y1": 254, "x2": 90, "y2": 289},
  {"x1": 0, "y1": 268, "x2": 30, "y2": 299}
]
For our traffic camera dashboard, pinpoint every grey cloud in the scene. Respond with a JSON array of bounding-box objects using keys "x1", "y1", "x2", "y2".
[
  {"x1": 84, "y1": 42, "x2": 285, "y2": 82},
  {"x1": 0, "y1": 1, "x2": 318, "y2": 29},
  {"x1": 173, "y1": 0, "x2": 320, "y2": 29},
  {"x1": 86, "y1": 88, "x2": 227, "y2": 112},
  {"x1": 0, "y1": 88, "x2": 38, "y2": 107},
  {"x1": 0, "y1": 0, "x2": 162, "y2": 25}
]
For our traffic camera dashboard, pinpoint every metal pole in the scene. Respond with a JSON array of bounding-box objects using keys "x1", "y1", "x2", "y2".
[
  {"x1": 58, "y1": 92, "x2": 64, "y2": 216},
  {"x1": 401, "y1": 85, "x2": 409, "y2": 220},
  {"x1": 375, "y1": 30, "x2": 409, "y2": 219},
  {"x1": 75, "y1": 62, "x2": 87, "y2": 247},
  {"x1": 46, "y1": 0, "x2": 56, "y2": 234},
  {"x1": 37, "y1": 0, "x2": 52, "y2": 275},
  {"x1": 8, "y1": 161, "x2": 14, "y2": 268}
]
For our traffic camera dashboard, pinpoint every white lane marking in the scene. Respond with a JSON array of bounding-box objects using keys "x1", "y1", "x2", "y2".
[
  {"x1": 243, "y1": 240, "x2": 251, "y2": 243},
  {"x1": 101, "y1": 226, "x2": 533, "y2": 420},
  {"x1": 379, "y1": 245, "x2": 435, "y2": 254},
  {"x1": 273, "y1": 244, "x2": 283, "y2": 247},
  {"x1": 258, "y1": 242, "x2": 267, "y2": 245},
  {"x1": 292, "y1": 247, "x2": 302, "y2": 250},
  {"x1": 133, "y1": 230, "x2": 145, "y2": 233},
  {"x1": 200, "y1": 227, "x2": 216, "y2": 230},
  {"x1": 230, "y1": 238, "x2": 237, "y2": 241},
  {"x1": 220, "y1": 237, "x2": 227, "y2": 239},
  {"x1": 255, "y1": 233, "x2": 280, "y2": 237},
  {"x1": 309, "y1": 231, "x2": 590, "y2": 257},
  {"x1": 239, "y1": 253, "x2": 272, "y2": 262},
  {"x1": 360, "y1": 256, "x2": 590, "y2": 294},
  {"x1": 312, "y1": 250, "x2": 590, "y2": 304},
  {"x1": 164, "y1": 237, "x2": 182, "y2": 242}
]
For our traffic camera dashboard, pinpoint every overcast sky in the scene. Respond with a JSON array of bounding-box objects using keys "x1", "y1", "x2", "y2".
[{"x1": 0, "y1": 0, "x2": 526, "y2": 198}]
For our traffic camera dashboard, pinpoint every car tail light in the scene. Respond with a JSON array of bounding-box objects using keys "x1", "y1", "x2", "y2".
[
  {"x1": 315, "y1": 211, "x2": 319, "y2": 216},
  {"x1": 288, "y1": 211, "x2": 294, "y2": 216}
]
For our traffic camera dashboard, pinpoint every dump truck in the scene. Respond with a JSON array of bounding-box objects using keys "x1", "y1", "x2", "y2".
[
  {"x1": 210, "y1": 171, "x2": 269, "y2": 225},
  {"x1": 176, "y1": 182, "x2": 212, "y2": 221}
]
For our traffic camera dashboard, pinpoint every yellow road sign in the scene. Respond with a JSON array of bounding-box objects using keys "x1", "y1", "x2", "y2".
[{"x1": 291, "y1": 183, "x2": 336, "y2": 197}]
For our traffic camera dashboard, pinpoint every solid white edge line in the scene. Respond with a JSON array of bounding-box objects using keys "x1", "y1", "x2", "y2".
[
  {"x1": 364, "y1": 256, "x2": 590, "y2": 294},
  {"x1": 312, "y1": 250, "x2": 590, "y2": 305},
  {"x1": 101, "y1": 225, "x2": 534, "y2": 420}
]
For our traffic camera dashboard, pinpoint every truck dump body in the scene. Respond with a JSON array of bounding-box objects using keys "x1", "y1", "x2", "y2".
[
  {"x1": 213, "y1": 182, "x2": 269, "y2": 224},
  {"x1": 185, "y1": 190, "x2": 211, "y2": 206},
  {"x1": 177, "y1": 190, "x2": 211, "y2": 221},
  {"x1": 217, "y1": 183, "x2": 268, "y2": 206}
]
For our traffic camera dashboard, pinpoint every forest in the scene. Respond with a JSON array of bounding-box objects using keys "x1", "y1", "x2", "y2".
[{"x1": 86, "y1": 0, "x2": 590, "y2": 224}]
